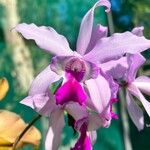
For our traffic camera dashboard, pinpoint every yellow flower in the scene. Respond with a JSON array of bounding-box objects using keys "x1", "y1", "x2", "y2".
[
  {"x1": 0, "y1": 78, "x2": 9, "y2": 101},
  {"x1": 0, "y1": 110, "x2": 41, "y2": 150}
]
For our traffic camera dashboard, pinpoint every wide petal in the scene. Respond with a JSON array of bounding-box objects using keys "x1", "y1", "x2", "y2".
[
  {"x1": 45, "y1": 110, "x2": 64, "y2": 150},
  {"x1": 85, "y1": 75, "x2": 111, "y2": 114},
  {"x1": 131, "y1": 26, "x2": 144, "y2": 36},
  {"x1": 20, "y1": 93, "x2": 57, "y2": 116},
  {"x1": 15, "y1": 23, "x2": 73, "y2": 56},
  {"x1": 100, "y1": 56, "x2": 128, "y2": 80},
  {"x1": 99, "y1": 69, "x2": 119, "y2": 99},
  {"x1": 20, "y1": 66, "x2": 60, "y2": 116},
  {"x1": 76, "y1": 0, "x2": 110, "y2": 56},
  {"x1": 29, "y1": 65, "x2": 60, "y2": 95},
  {"x1": 134, "y1": 76, "x2": 150, "y2": 96},
  {"x1": 126, "y1": 54, "x2": 145, "y2": 82},
  {"x1": 84, "y1": 31, "x2": 150, "y2": 64},
  {"x1": 126, "y1": 90, "x2": 144, "y2": 131},
  {"x1": 86, "y1": 24, "x2": 108, "y2": 54},
  {"x1": 128, "y1": 83, "x2": 150, "y2": 117}
]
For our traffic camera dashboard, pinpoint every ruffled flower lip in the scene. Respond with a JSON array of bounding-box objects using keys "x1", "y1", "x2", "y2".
[{"x1": 55, "y1": 78, "x2": 87, "y2": 105}]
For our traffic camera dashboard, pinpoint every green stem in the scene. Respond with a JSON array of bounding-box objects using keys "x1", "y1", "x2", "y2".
[
  {"x1": 119, "y1": 88, "x2": 132, "y2": 150},
  {"x1": 106, "y1": 11, "x2": 132, "y2": 150},
  {"x1": 12, "y1": 114, "x2": 41, "y2": 150},
  {"x1": 107, "y1": 11, "x2": 115, "y2": 35}
]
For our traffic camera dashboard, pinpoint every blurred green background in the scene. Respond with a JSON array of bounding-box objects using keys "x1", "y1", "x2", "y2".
[{"x1": 0, "y1": 0, "x2": 150, "y2": 149}]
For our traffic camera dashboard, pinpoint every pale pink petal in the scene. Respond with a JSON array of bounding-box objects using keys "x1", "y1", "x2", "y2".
[
  {"x1": 32, "y1": 93, "x2": 57, "y2": 116},
  {"x1": 126, "y1": 54, "x2": 145, "y2": 83},
  {"x1": 29, "y1": 65, "x2": 60, "y2": 95},
  {"x1": 100, "y1": 54, "x2": 145, "y2": 83},
  {"x1": 131, "y1": 26, "x2": 144, "y2": 36},
  {"x1": 99, "y1": 69, "x2": 119, "y2": 99},
  {"x1": 65, "y1": 102, "x2": 88, "y2": 121},
  {"x1": 20, "y1": 66, "x2": 60, "y2": 116},
  {"x1": 20, "y1": 96, "x2": 35, "y2": 109},
  {"x1": 86, "y1": 24, "x2": 108, "y2": 54},
  {"x1": 20, "y1": 93, "x2": 57, "y2": 116},
  {"x1": 84, "y1": 32, "x2": 150, "y2": 64},
  {"x1": 128, "y1": 83, "x2": 150, "y2": 117},
  {"x1": 134, "y1": 76, "x2": 150, "y2": 96},
  {"x1": 126, "y1": 90, "x2": 144, "y2": 131},
  {"x1": 15, "y1": 23, "x2": 73, "y2": 56},
  {"x1": 100, "y1": 56, "x2": 128, "y2": 80},
  {"x1": 45, "y1": 109, "x2": 64, "y2": 150},
  {"x1": 76, "y1": 0, "x2": 111, "y2": 55},
  {"x1": 84, "y1": 93, "x2": 96, "y2": 111},
  {"x1": 85, "y1": 75, "x2": 111, "y2": 114}
]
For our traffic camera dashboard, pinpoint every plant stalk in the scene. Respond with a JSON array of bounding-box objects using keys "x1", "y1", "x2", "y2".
[{"x1": 12, "y1": 114, "x2": 41, "y2": 150}]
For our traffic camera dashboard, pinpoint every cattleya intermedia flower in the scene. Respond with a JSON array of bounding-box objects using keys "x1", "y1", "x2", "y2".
[
  {"x1": 0, "y1": 110, "x2": 41, "y2": 150},
  {"x1": 102, "y1": 52, "x2": 150, "y2": 131},
  {"x1": 14, "y1": 0, "x2": 150, "y2": 149}
]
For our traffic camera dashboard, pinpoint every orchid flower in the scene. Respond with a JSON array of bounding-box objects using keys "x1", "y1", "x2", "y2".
[
  {"x1": 14, "y1": 0, "x2": 150, "y2": 149},
  {"x1": 15, "y1": 0, "x2": 150, "y2": 120},
  {"x1": 125, "y1": 54, "x2": 150, "y2": 131},
  {"x1": 104, "y1": 53, "x2": 150, "y2": 131},
  {"x1": 15, "y1": 0, "x2": 150, "y2": 94},
  {"x1": 101, "y1": 53, "x2": 150, "y2": 131},
  {"x1": 15, "y1": 0, "x2": 112, "y2": 114},
  {"x1": 100, "y1": 26, "x2": 150, "y2": 131},
  {"x1": 15, "y1": 1, "x2": 111, "y2": 149}
]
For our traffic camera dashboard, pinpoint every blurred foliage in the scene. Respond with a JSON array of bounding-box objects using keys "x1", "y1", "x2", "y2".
[{"x1": 0, "y1": 0, "x2": 150, "y2": 150}]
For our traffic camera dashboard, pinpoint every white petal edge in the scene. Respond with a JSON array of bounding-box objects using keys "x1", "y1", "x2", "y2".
[
  {"x1": 128, "y1": 83, "x2": 150, "y2": 117},
  {"x1": 134, "y1": 76, "x2": 150, "y2": 96},
  {"x1": 126, "y1": 90, "x2": 144, "y2": 131}
]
